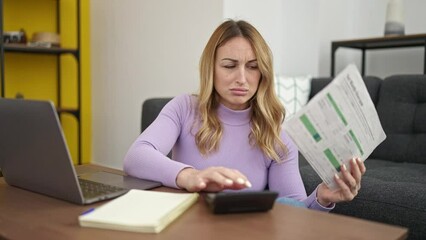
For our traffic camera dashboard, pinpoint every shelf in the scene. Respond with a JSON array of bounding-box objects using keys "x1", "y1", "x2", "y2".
[
  {"x1": 57, "y1": 107, "x2": 80, "y2": 118},
  {"x1": 0, "y1": 0, "x2": 83, "y2": 164},
  {"x1": 331, "y1": 33, "x2": 426, "y2": 76},
  {"x1": 4, "y1": 43, "x2": 78, "y2": 56},
  {"x1": 332, "y1": 33, "x2": 426, "y2": 50}
]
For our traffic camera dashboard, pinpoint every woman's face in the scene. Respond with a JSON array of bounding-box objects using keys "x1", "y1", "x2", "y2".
[{"x1": 214, "y1": 37, "x2": 261, "y2": 110}]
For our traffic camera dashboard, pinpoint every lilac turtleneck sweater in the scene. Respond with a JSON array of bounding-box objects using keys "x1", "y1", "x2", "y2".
[{"x1": 124, "y1": 94, "x2": 333, "y2": 211}]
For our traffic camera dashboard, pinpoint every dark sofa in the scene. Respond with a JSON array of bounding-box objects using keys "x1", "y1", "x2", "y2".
[
  {"x1": 140, "y1": 75, "x2": 426, "y2": 240},
  {"x1": 300, "y1": 75, "x2": 426, "y2": 240}
]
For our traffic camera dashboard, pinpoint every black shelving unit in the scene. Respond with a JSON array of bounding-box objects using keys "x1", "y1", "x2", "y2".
[
  {"x1": 0, "y1": 0, "x2": 82, "y2": 164},
  {"x1": 331, "y1": 33, "x2": 426, "y2": 76}
]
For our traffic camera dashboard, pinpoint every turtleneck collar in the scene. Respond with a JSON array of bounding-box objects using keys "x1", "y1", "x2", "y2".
[{"x1": 217, "y1": 103, "x2": 252, "y2": 126}]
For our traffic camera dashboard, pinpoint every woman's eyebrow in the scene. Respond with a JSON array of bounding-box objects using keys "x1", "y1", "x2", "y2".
[
  {"x1": 220, "y1": 58, "x2": 257, "y2": 62},
  {"x1": 220, "y1": 58, "x2": 238, "y2": 62}
]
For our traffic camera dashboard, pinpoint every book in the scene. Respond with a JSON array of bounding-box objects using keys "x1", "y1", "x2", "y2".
[
  {"x1": 78, "y1": 189, "x2": 199, "y2": 233},
  {"x1": 285, "y1": 64, "x2": 386, "y2": 189}
]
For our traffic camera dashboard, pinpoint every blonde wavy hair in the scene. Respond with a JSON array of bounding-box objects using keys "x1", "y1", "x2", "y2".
[{"x1": 196, "y1": 19, "x2": 287, "y2": 162}]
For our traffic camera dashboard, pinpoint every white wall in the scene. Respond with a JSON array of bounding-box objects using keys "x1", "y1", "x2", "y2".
[
  {"x1": 223, "y1": 0, "x2": 320, "y2": 76},
  {"x1": 223, "y1": 0, "x2": 286, "y2": 73},
  {"x1": 91, "y1": 0, "x2": 223, "y2": 168},
  {"x1": 91, "y1": 0, "x2": 426, "y2": 169},
  {"x1": 224, "y1": 0, "x2": 426, "y2": 77},
  {"x1": 320, "y1": 0, "x2": 426, "y2": 77}
]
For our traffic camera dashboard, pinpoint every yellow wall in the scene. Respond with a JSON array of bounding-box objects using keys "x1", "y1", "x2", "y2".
[{"x1": 3, "y1": 0, "x2": 91, "y2": 164}]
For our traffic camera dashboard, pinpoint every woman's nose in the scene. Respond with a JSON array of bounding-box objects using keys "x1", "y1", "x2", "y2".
[{"x1": 235, "y1": 67, "x2": 247, "y2": 84}]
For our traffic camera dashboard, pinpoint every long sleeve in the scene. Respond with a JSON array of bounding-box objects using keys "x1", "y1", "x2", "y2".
[{"x1": 123, "y1": 95, "x2": 193, "y2": 188}]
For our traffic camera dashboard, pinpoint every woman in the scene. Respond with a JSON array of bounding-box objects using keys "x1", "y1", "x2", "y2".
[{"x1": 124, "y1": 19, "x2": 365, "y2": 211}]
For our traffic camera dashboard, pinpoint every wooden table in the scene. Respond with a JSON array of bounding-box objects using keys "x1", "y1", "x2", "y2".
[{"x1": 0, "y1": 165, "x2": 408, "y2": 240}]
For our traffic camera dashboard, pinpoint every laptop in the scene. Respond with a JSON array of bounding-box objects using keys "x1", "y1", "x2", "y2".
[{"x1": 0, "y1": 98, "x2": 161, "y2": 205}]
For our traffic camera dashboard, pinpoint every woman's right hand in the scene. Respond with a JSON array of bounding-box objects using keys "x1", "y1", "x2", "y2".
[{"x1": 176, "y1": 167, "x2": 252, "y2": 192}]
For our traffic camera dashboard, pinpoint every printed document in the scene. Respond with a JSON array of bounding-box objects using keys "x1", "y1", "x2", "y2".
[{"x1": 285, "y1": 64, "x2": 386, "y2": 189}]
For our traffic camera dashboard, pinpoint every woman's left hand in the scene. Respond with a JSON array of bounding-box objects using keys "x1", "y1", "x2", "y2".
[{"x1": 316, "y1": 157, "x2": 366, "y2": 206}]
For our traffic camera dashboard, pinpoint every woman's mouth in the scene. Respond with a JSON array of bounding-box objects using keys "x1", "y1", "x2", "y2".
[{"x1": 230, "y1": 88, "x2": 248, "y2": 96}]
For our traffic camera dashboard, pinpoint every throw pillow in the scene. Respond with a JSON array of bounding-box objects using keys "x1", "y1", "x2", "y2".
[{"x1": 274, "y1": 75, "x2": 312, "y2": 120}]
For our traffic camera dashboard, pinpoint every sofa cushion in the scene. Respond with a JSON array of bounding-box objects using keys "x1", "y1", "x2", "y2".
[
  {"x1": 300, "y1": 159, "x2": 426, "y2": 240},
  {"x1": 371, "y1": 75, "x2": 426, "y2": 164}
]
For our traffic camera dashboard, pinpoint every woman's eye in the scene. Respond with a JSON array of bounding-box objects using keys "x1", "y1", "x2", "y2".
[
  {"x1": 247, "y1": 64, "x2": 258, "y2": 69},
  {"x1": 224, "y1": 65, "x2": 235, "y2": 69}
]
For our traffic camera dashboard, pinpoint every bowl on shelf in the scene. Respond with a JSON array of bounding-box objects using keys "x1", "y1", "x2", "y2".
[{"x1": 28, "y1": 32, "x2": 60, "y2": 48}]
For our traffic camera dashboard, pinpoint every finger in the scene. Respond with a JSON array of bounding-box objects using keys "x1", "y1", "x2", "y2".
[
  {"x1": 185, "y1": 181, "x2": 206, "y2": 192},
  {"x1": 349, "y1": 158, "x2": 362, "y2": 184},
  {"x1": 211, "y1": 167, "x2": 251, "y2": 188},
  {"x1": 356, "y1": 157, "x2": 366, "y2": 175},
  {"x1": 177, "y1": 168, "x2": 208, "y2": 192},
  {"x1": 202, "y1": 170, "x2": 235, "y2": 188},
  {"x1": 186, "y1": 176, "x2": 207, "y2": 192},
  {"x1": 340, "y1": 164, "x2": 357, "y2": 191},
  {"x1": 334, "y1": 174, "x2": 355, "y2": 201},
  {"x1": 229, "y1": 169, "x2": 249, "y2": 183}
]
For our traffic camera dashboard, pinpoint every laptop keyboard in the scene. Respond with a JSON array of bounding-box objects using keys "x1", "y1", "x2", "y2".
[{"x1": 79, "y1": 178, "x2": 128, "y2": 199}]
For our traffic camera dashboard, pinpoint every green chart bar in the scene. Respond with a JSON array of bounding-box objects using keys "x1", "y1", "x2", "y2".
[
  {"x1": 327, "y1": 93, "x2": 348, "y2": 126},
  {"x1": 349, "y1": 130, "x2": 364, "y2": 155},
  {"x1": 300, "y1": 114, "x2": 321, "y2": 142},
  {"x1": 324, "y1": 148, "x2": 341, "y2": 172}
]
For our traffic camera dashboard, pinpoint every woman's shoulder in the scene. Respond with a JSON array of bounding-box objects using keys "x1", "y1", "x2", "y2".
[
  {"x1": 172, "y1": 94, "x2": 198, "y2": 103},
  {"x1": 170, "y1": 94, "x2": 198, "y2": 108},
  {"x1": 163, "y1": 94, "x2": 199, "y2": 116}
]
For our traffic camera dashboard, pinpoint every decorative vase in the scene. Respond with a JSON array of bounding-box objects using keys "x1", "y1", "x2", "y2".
[{"x1": 384, "y1": 0, "x2": 405, "y2": 36}]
